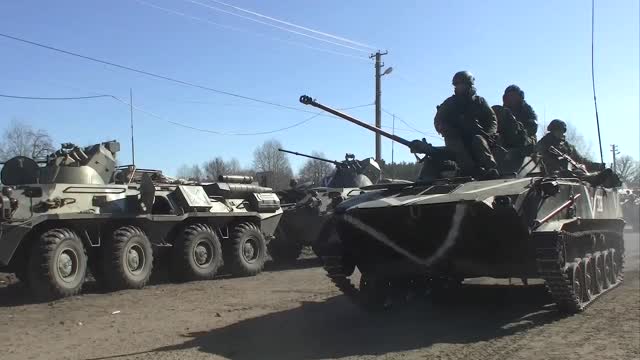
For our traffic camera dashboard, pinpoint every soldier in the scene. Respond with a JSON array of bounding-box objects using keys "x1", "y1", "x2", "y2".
[
  {"x1": 536, "y1": 119, "x2": 588, "y2": 174},
  {"x1": 432, "y1": 71, "x2": 499, "y2": 178},
  {"x1": 491, "y1": 104, "x2": 530, "y2": 150},
  {"x1": 502, "y1": 85, "x2": 538, "y2": 144}
]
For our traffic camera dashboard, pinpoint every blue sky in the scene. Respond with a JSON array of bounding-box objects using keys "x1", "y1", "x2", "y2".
[{"x1": 1, "y1": 0, "x2": 638, "y2": 176}]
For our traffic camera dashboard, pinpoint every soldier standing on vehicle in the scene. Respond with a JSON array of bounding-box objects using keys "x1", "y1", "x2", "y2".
[
  {"x1": 432, "y1": 71, "x2": 499, "y2": 178},
  {"x1": 536, "y1": 119, "x2": 588, "y2": 174}
]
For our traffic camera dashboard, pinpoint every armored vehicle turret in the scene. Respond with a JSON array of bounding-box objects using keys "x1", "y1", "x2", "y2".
[
  {"x1": 267, "y1": 149, "x2": 381, "y2": 263},
  {"x1": 300, "y1": 95, "x2": 625, "y2": 313},
  {"x1": 0, "y1": 141, "x2": 282, "y2": 299}
]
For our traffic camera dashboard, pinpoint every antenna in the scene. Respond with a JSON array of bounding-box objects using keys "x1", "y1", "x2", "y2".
[
  {"x1": 591, "y1": 0, "x2": 604, "y2": 164},
  {"x1": 130, "y1": 88, "x2": 136, "y2": 166},
  {"x1": 391, "y1": 113, "x2": 395, "y2": 179}
]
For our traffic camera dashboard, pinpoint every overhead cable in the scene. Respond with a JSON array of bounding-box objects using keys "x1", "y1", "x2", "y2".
[
  {"x1": 0, "y1": 32, "x2": 320, "y2": 114},
  {"x1": 205, "y1": 0, "x2": 377, "y2": 50},
  {"x1": 180, "y1": 0, "x2": 370, "y2": 53},
  {"x1": 133, "y1": 0, "x2": 370, "y2": 62}
]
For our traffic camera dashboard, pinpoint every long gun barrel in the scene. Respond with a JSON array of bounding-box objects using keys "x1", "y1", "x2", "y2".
[
  {"x1": 278, "y1": 148, "x2": 341, "y2": 166},
  {"x1": 548, "y1": 146, "x2": 588, "y2": 173},
  {"x1": 299, "y1": 95, "x2": 412, "y2": 147}
]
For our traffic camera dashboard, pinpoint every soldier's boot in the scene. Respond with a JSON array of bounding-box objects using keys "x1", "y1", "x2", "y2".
[
  {"x1": 471, "y1": 135, "x2": 499, "y2": 176},
  {"x1": 444, "y1": 136, "x2": 476, "y2": 177}
]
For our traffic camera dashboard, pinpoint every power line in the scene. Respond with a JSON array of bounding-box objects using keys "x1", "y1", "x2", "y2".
[
  {"x1": 133, "y1": 0, "x2": 370, "y2": 62},
  {"x1": 113, "y1": 98, "x2": 372, "y2": 136},
  {"x1": 0, "y1": 91, "x2": 321, "y2": 135},
  {"x1": 179, "y1": 0, "x2": 370, "y2": 53},
  {"x1": 0, "y1": 32, "x2": 319, "y2": 115},
  {"x1": 381, "y1": 108, "x2": 439, "y2": 139},
  {"x1": 0, "y1": 94, "x2": 112, "y2": 100},
  {"x1": 0, "y1": 90, "x2": 373, "y2": 136},
  {"x1": 206, "y1": 0, "x2": 376, "y2": 51}
]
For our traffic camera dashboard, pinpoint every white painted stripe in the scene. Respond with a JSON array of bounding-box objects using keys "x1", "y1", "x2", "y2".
[
  {"x1": 341, "y1": 203, "x2": 467, "y2": 267},
  {"x1": 368, "y1": 193, "x2": 447, "y2": 207},
  {"x1": 463, "y1": 178, "x2": 531, "y2": 194}
]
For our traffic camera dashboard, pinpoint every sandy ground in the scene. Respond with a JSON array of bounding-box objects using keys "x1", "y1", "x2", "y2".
[{"x1": 0, "y1": 233, "x2": 638, "y2": 360}]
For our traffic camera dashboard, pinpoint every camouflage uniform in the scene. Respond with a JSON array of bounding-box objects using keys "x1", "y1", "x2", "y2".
[
  {"x1": 434, "y1": 82, "x2": 498, "y2": 176},
  {"x1": 502, "y1": 85, "x2": 538, "y2": 145},
  {"x1": 492, "y1": 105, "x2": 529, "y2": 149},
  {"x1": 509, "y1": 101, "x2": 538, "y2": 143},
  {"x1": 536, "y1": 128, "x2": 588, "y2": 174}
]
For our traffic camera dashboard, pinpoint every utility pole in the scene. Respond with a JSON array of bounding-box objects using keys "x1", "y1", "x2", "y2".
[
  {"x1": 370, "y1": 50, "x2": 390, "y2": 162},
  {"x1": 611, "y1": 144, "x2": 619, "y2": 173},
  {"x1": 130, "y1": 88, "x2": 135, "y2": 166}
]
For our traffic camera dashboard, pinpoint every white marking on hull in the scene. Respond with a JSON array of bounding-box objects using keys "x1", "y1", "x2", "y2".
[
  {"x1": 341, "y1": 203, "x2": 467, "y2": 267},
  {"x1": 462, "y1": 178, "x2": 531, "y2": 194}
]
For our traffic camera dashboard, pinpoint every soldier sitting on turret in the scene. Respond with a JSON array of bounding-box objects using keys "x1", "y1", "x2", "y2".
[
  {"x1": 536, "y1": 119, "x2": 588, "y2": 175},
  {"x1": 433, "y1": 71, "x2": 500, "y2": 179},
  {"x1": 501, "y1": 85, "x2": 538, "y2": 145},
  {"x1": 492, "y1": 105, "x2": 531, "y2": 151}
]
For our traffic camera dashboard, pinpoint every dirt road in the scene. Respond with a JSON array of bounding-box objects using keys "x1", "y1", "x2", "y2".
[{"x1": 0, "y1": 233, "x2": 638, "y2": 360}]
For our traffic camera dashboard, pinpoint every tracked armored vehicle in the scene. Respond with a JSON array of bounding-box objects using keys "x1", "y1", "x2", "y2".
[
  {"x1": 0, "y1": 141, "x2": 282, "y2": 299},
  {"x1": 267, "y1": 149, "x2": 381, "y2": 263},
  {"x1": 300, "y1": 95, "x2": 624, "y2": 314}
]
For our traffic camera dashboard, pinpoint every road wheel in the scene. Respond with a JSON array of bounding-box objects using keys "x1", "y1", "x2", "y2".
[
  {"x1": 171, "y1": 223, "x2": 223, "y2": 281},
  {"x1": 224, "y1": 222, "x2": 267, "y2": 277},
  {"x1": 102, "y1": 225, "x2": 153, "y2": 290},
  {"x1": 267, "y1": 227, "x2": 303, "y2": 264},
  {"x1": 557, "y1": 261, "x2": 584, "y2": 313},
  {"x1": 27, "y1": 228, "x2": 87, "y2": 300},
  {"x1": 609, "y1": 248, "x2": 621, "y2": 283},
  {"x1": 601, "y1": 250, "x2": 612, "y2": 289},
  {"x1": 582, "y1": 256, "x2": 594, "y2": 302},
  {"x1": 592, "y1": 253, "x2": 604, "y2": 294}
]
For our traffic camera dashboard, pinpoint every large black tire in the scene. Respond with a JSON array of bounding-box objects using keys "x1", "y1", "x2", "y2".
[
  {"x1": 268, "y1": 227, "x2": 303, "y2": 264},
  {"x1": 102, "y1": 225, "x2": 153, "y2": 290},
  {"x1": 27, "y1": 228, "x2": 87, "y2": 300},
  {"x1": 171, "y1": 223, "x2": 223, "y2": 281},
  {"x1": 224, "y1": 223, "x2": 267, "y2": 277}
]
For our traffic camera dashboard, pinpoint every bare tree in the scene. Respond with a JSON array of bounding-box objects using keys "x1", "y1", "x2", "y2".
[
  {"x1": 252, "y1": 139, "x2": 292, "y2": 190},
  {"x1": 203, "y1": 157, "x2": 242, "y2": 180},
  {"x1": 615, "y1": 155, "x2": 640, "y2": 186},
  {"x1": 565, "y1": 123, "x2": 594, "y2": 161},
  {"x1": 176, "y1": 164, "x2": 203, "y2": 181},
  {"x1": 298, "y1": 151, "x2": 334, "y2": 185},
  {"x1": 0, "y1": 120, "x2": 54, "y2": 161}
]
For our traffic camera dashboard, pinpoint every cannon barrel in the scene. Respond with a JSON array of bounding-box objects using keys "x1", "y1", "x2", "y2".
[
  {"x1": 218, "y1": 175, "x2": 254, "y2": 184},
  {"x1": 278, "y1": 148, "x2": 341, "y2": 166},
  {"x1": 299, "y1": 95, "x2": 413, "y2": 147}
]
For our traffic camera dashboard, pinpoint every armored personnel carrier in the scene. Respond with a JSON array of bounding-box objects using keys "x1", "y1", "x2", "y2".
[
  {"x1": 267, "y1": 149, "x2": 381, "y2": 263},
  {"x1": 0, "y1": 141, "x2": 282, "y2": 299},
  {"x1": 300, "y1": 95, "x2": 625, "y2": 314}
]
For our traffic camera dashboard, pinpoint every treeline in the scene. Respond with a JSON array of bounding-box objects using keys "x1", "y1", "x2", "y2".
[
  {"x1": 1, "y1": 121, "x2": 638, "y2": 189},
  {"x1": 176, "y1": 139, "x2": 335, "y2": 190}
]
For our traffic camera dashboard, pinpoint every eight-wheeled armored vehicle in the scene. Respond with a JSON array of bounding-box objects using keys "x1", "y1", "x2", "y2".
[
  {"x1": 268, "y1": 149, "x2": 381, "y2": 263},
  {"x1": 300, "y1": 94, "x2": 625, "y2": 313},
  {"x1": 0, "y1": 141, "x2": 282, "y2": 299}
]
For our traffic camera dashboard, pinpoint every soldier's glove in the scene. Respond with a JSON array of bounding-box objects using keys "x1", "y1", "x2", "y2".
[{"x1": 409, "y1": 139, "x2": 431, "y2": 154}]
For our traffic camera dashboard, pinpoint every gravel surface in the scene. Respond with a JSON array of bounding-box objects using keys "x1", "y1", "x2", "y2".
[{"x1": 0, "y1": 233, "x2": 638, "y2": 360}]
